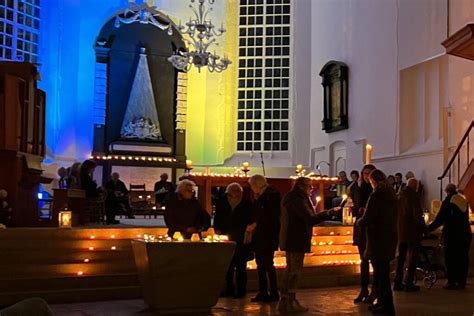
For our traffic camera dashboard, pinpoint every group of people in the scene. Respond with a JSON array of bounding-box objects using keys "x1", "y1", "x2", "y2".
[
  {"x1": 350, "y1": 164, "x2": 472, "y2": 315},
  {"x1": 165, "y1": 166, "x2": 472, "y2": 315}
]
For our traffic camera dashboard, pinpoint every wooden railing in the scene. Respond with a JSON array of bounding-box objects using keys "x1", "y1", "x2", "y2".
[{"x1": 438, "y1": 120, "x2": 474, "y2": 198}]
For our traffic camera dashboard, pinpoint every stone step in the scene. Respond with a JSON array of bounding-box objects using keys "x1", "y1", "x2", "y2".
[
  {"x1": 0, "y1": 238, "x2": 133, "y2": 250},
  {"x1": 0, "y1": 274, "x2": 139, "y2": 293},
  {"x1": 0, "y1": 249, "x2": 133, "y2": 265},
  {"x1": 0, "y1": 262, "x2": 136, "y2": 279},
  {"x1": 0, "y1": 286, "x2": 142, "y2": 307}
]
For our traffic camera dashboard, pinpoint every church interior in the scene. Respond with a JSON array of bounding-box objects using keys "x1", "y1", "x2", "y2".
[{"x1": 0, "y1": 0, "x2": 474, "y2": 314}]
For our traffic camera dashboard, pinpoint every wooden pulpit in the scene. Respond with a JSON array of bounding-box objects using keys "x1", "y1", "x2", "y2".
[{"x1": 0, "y1": 62, "x2": 49, "y2": 226}]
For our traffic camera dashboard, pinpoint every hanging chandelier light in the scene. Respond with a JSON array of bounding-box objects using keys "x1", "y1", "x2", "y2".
[{"x1": 168, "y1": 0, "x2": 232, "y2": 73}]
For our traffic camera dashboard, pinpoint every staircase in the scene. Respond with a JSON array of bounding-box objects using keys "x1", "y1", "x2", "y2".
[
  {"x1": 0, "y1": 226, "x2": 361, "y2": 307},
  {"x1": 438, "y1": 120, "x2": 474, "y2": 211}
]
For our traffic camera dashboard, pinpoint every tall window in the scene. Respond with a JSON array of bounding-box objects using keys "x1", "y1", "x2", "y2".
[
  {"x1": 237, "y1": 0, "x2": 290, "y2": 152},
  {"x1": 0, "y1": 0, "x2": 40, "y2": 63}
]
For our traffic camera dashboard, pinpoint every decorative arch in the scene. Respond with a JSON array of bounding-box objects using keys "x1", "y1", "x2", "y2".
[
  {"x1": 329, "y1": 140, "x2": 347, "y2": 176},
  {"x1": 91, "y1": 4, "x2": 187, "y2": 160}
]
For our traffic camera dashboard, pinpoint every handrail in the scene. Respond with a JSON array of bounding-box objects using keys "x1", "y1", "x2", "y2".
[{"x1": 438, "y1": 120, "x2": 474, "y2": 180}]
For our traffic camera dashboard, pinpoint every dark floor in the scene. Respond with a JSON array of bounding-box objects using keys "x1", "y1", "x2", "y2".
[{"x1": 51, "y1": 279, "x2": 474, "y2": 316}]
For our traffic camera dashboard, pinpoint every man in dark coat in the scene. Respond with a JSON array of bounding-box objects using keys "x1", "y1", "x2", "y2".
[
  {"x1": 359, "y1": 169, "x2": 398, "y2": 315},
  {"x1": 428, "y1": 183, "x2": 472, "y2": 289},
  {"x1": 278, "y1": 177, "x2": 339, "y2": 313},
  {"x1": 154, "y1": 173, "x2": 175, "y2": 206},
  {"x1": 213, "y1": 183, "x2": 253, "y2": 298},
  {"x1": 105, "y1": 172, "x2": 134, "y2": 223},
  {"x1": 247, "y1": 174, "x2": 281, "y2": 302},
  {"x1": 394, "y1": 178, "x2": 426, "y2": 291},
  {"x1": 164, "y1": 180, "x2": 210, "y2": 239}
]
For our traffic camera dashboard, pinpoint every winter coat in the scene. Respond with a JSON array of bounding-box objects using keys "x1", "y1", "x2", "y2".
[
  {"x1": 398, "y1": 186, "x2": 426, "y2": 243},
  {"x1": 429, "y1": 193, "x2": 472, "y2": 242},
  {"x1": 280, "y1": 188, "x2": 332, "y2": 253},
  {"x1": 213, "y1": 196, "x2": 253, "y2": 261},
  {"x1": 359, "y1": 186, "x2": 398, "y2": 261},
  {"x1": 250, "y1": 186, "x2": 281, "y2": 253},
  {"x1": 164, "y1": 193, "x2": 211, "y2": 239},
  {"x1": 352, "y1": 180, "x2": 373, "y2": 247}
]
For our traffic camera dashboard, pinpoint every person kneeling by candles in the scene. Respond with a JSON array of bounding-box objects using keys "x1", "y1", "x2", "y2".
[
  {"x1": 213, "y1": 183, "x2": 253, "y2": 298},
  {"x1": 278, "y1": 177, "x2": 341, "y2": 313},
  {"x1": 164, "y1": 180, "x2": 210, "y2": 239}
]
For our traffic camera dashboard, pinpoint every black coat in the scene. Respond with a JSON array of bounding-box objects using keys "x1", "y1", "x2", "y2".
[
  {"x1": 398, "y1": 186, "x2": 425, "y2": 243},
  {"x1": 213, "y1": 196, "x2": 253, "y2": 260},
  {"x1": 359, "y1": 186, "x2": 398, "y2": 261},
  {"x1": 280, "y1": 188, "x2": 331, "y2": 253},
  {"x1": 353, "y1": 180, "x2": 373, "y2": 246},
  {"x1": 250, "y1": 186, "x2": 281, "y2": 253},
  {"x1": 80, "y1": 174, "x2": 99, "y2": 198},
  {"x1": 429, "y1": 193, "x2": 472, "y2": 242},
  {"x1": 164, "y1": 193, "x2": 211, "y2": 239}
]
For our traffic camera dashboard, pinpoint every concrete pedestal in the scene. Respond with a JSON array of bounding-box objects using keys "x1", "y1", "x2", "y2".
[{"x1": 131, "y1": 240, "x2": 235, "y2": 313}]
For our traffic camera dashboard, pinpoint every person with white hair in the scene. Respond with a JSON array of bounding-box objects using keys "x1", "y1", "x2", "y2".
[
  {"x1": 405, "y1": 171, "x2": 423, "y2": 200},
  {"x1": 213, "y1": 182, "x2": 253, "y2": 298},
  {"x1": 164, "y1": 179, "x2": 210, "y2": 239},
  {"x1": 428, "y1": 183, "x2": 472, "y2": 289},
  {"x1": 247, "y1": 174, "x2": 281, "y2": 303}
]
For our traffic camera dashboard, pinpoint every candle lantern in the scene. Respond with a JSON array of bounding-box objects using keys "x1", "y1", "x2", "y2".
[
  {"x1": 58, "y1": 206, "x2": 72, "y2": 228},
  {"x1": 296, "y1": 164, "x2": 303, "y2": 175},
  {"x1": 241, "y1": 162, "x2": 250, "y2": 176},
  {"x1": 191, "y1": 233, "x2": 200, "y2": 242},
  {"x1": 342, "y1": 206, "x2": 353, "y2": 225},
  {"x1": 185, "y1": 160, "x2": 193, "y2": 174}
]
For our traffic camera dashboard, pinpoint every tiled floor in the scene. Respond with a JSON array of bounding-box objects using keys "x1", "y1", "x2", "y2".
[{"x1": 51, "y1": 280, "x2": 474, "y2": 315}]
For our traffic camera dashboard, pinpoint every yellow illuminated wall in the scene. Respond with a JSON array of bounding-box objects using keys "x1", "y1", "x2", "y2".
[{"x1": 167, "y1": 0, "x2": 238, "y2": 166}]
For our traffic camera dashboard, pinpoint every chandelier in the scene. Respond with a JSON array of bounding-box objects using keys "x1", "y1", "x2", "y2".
[{"x1": 168, "y1": 0, "x2": 232, "y2": 73}]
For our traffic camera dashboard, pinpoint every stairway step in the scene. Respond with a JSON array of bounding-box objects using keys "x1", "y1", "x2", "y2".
[
  {"x1": 0, "y1": 239, "x2": 133, "y2": 250},
  {"x1": 1, "y1": 249, "x2": 133, "y2": 264},
  {"x1": 0, "y1": 285, "x2": 142, "y2": 307},
  {"x1": 0, "y1": 262, "x2": 136, "y2": 279},
  {"x1": 0, "y1": 273, "x2": 139, "y2": 292}
]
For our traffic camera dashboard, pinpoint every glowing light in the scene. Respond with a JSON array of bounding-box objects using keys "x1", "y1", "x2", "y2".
[
  {"x1": 110, "y1": 235, "x2": 115, "y2": 239},
  {"x1": 90, "y1": 235, "x2": 95, "y2": 239},
  {"x1": 88, "y1": 247, "x2": 94, "y2": 251},
  {"x1": 111, "y1": 246, "x2": 116, "y2": 250},
  {"x1": 77, "y1": 271, "x2": 84, "y2": 276},
  {"x1": 83, "y1": 259, "x2": 90, "y2": 263}
]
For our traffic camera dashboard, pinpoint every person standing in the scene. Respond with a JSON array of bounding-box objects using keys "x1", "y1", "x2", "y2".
[
  {"x1": 278, "y1": 177, "x2": 339, "y2": 313},
  {"x1": 428, "y1": 184, "x2": 472, "y2": 289},
  {"x1": 394, "y1": 172, "x2": 405, "y2": 195},
  {"x1": 213, "y1": 183, "x2": 253, "y2": 298},
  {"x1": 247, "y1": 175, "x2": 281, "y2": 302},
  {"x1": 353, "y1": 164, "x2": 377, "y2": 304},
  {"x1": 394, "y1": 178, "x2": 425, "y2": 292},
  {"x1": 359, "y1": 169, "x2": 398, "y2": 315}
]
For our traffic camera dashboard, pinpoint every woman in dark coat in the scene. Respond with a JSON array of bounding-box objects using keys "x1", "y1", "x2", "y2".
[
  {"x1": 394, "y1": 178, "x2": 426, "y2": 291},
  {"x1": 359, "y1": 169, "x2": 398, "y2": 315},
  {"x1": 79, "y1": 160, "x2": 101, "y2": 198},
  {"x1": 164, "y1": 180, "x2": 210, "y2": 239},
  {"x1": 428, "y1": 183, "x2": 472, "y2": 289},
  {"x1": 353, "y1": 164, "x2": 376, "y2": 303},
  {"x1": 247, "y1": 175, "x2": 281, "y2": 302},
  {"x1": 278, "y1": 177, "x2": 338, "y2": 313},
  {"x1": 213, "y1": 183, "x2": 253, "y2": 298}
]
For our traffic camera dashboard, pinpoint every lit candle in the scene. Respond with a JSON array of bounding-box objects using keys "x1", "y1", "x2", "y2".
[
  {"x1": 191, "y1": 233, "x2": 200, "y2": 241},
  {"x1": 296, "y1": 164, "x2": 303, "y2": 173},
  {"x1": 365, "y1": 144, "x2": 372, "y2": 164},
  {"x1": 186, "y1": 160, "x2": 193, "y2": 169}
]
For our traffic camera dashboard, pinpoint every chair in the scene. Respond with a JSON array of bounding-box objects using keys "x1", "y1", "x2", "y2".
[
  {"x1": 129, "y1": 184, "x2": 148, "y2": 215},
  {"x1": 84, "y1": 192, "x2": 107, "y2": 224}
]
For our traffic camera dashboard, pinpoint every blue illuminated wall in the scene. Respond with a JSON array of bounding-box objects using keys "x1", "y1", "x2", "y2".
[{"x1": 38, "y1": 0, "x2": 163, "y2": 162}]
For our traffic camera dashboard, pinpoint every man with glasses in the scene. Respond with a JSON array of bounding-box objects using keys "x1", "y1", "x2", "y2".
[{"x1": 164, "y1": 179, "x2": 210, "y2": 239}]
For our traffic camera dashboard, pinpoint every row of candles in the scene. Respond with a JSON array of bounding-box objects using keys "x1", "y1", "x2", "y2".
[
  {"x1": 142, "y1": 232, "x2": 229, "y2": 243},
  {"x1": 90, "y1": 155, "x2": 177, "y2": 162}
]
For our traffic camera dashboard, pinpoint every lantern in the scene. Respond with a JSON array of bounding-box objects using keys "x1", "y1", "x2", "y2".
[
  {"x1": 59, "y1": 207, "x2": 72, "y2": 228},
  {"x1": 191, "y1": 233, "x2": 200, "y2": 242}
]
